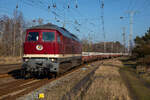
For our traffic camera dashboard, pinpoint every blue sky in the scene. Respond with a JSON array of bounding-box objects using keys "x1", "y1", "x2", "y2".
[{"x1": 0, "y1": 0, "x2": 150, "y2": 45}]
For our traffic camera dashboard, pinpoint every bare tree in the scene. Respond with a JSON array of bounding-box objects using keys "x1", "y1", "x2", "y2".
[{"x1": 0, "y1": 10, "x2": 26, "y2": 57}]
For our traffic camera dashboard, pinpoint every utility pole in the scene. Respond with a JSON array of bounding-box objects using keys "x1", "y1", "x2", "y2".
[
  {"x1": 13, "y1": 15, "x2": 16, "y2": 56},
  {"x1": 2, "y1": 21, "x2": 5, "y2": 43},
  {"x1": 127, "y1": 11, "x2": 137, "y2": 55},
  {"x1": 100, "y1": 0, "x2": 106, "y2": 53},
  {"x1": 88, "y1": 33, "x2": 92, "y2": 52},
  {"x1": 122, "y1": 27, "x2": 126, "y2": 53},
  {"x1": 120, "y1": 16, "x2": 126, "y2": 54},
  {"x1": 62, "y1": 3, "x2": 66, "y2": 28},
  {"x1": 111, "y1": 41, "x2": 114, "y2": 53},
  {"x1": 128, "y1": 35, "x2": 130, "y2": 53},
  {"x1": 20, "y1": 28, "x2": 23, "y2": 57},
  {"x1": 13, "y1": 5, "x2": 18, "y2": 56},
  {"x1": 63, "y1": 10, "x2": 66, "y2": 28}
]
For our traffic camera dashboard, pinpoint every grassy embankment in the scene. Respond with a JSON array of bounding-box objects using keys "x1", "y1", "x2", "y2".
[{"x1": 119, "y1": 57, "x2": 150, "y2": 100}]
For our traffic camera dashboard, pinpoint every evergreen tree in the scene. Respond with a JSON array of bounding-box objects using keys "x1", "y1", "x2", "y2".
[{"x1": 132, "y1": 28, "x2": 150, "y2": 65}]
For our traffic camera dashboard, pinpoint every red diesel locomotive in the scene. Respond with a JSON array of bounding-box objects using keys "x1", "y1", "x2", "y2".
[{"x1": 22, "y1": 23, "x2": 82, "y2": 77}]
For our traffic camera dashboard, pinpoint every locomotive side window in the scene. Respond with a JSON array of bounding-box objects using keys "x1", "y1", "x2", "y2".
[
  {"x1": 57, "y1": 34, "x2": 61, "y2": 43},
  {"x1": 43, "y1": 32, "x2": 55, "y2": 42},
  {"x1": 27, "y1": 32, "x2": 39, "y2": 41}
]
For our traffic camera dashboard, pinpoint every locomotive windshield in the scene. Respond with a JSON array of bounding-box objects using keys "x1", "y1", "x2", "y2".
[
  {"x1": 43, "y1": 32, "x2": 55, "y2": 42},
  {"x1": 27, "y1": 32, "x2": 39, "y2": 41}
]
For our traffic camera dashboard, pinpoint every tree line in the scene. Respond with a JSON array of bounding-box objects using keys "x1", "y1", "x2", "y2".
[
  {"x1": 0, "y1": 10, "x2": 44, "y2": 57},
  {"x1": 132, "y1": 28, "x2": 150, "y2": 66},
  {"x1": 82, "y1": 39, "x2": 126, "y2": 53}
]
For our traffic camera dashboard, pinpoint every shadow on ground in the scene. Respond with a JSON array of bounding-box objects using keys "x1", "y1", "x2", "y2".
[
  {"x1": 119, "y1": 57, "x2": 150, "y2": 100},
  {"x1": 119, "y1": 57, "x2": 137, "y2": 69},
  {"x1": 7, "y1": 69, "x2": 53, "y2": 79}
]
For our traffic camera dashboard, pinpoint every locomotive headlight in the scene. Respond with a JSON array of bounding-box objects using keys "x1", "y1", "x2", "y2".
[
  {"x1": 51, "y1": 58, "x2": 56, "y2": 62},
  {"x1": 24, "y1": 59, "x2": 29, "y2": 62},
  {"x1": 51, "y1": 59, "x2": 55, "y2": 62},
  {"x1": 36, "y1": 45, "x2": 43, "y2": 51}
]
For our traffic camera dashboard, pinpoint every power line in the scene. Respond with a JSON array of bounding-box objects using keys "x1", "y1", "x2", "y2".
[
  {"x1": 22, "y1": 0, "x2": 80, "y2": 25},
  {"x1": 127, "y1": 0, "x2": 150, "y2": 17},
  {"x1": 22, "y1": 0, "x2": 66, "y2": 20},
  {"x1": 134, "y1": 0, "x2": 148, "y2": 11},
  {"x1": 127, "y1": 0, "x2": 134, "y2": 11},
  {"x1": 130, "y1": 0, "x2": 140, "y2": 11},
  {"x1": 138, "y1": 0, "x2": 150, "y2": 16},
  {"x1": 17, "y1": 0, "x2": 96, "y2": 39}
]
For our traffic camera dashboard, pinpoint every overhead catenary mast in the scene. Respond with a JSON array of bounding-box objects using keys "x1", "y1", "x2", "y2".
[
  {"x1": 120, "y1": 16, "x2": 126, "y2": 53},
  {"x1": 100, "y1": 0, "x2": 106, "y2": 53},
  {"x1": 122, "y1": 27, "x2": 126, "y2": 53},
  {"x1": 13, "y1": 4, "x2": 18, "y2": 56},
  {"x1": 127, "y1": 11, "x2": 137, "y2": 54}
]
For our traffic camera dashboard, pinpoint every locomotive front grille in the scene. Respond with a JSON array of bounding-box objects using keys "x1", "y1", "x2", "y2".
[{"x1": 22, "y1": 58, "x2": 59, "y2": 73}]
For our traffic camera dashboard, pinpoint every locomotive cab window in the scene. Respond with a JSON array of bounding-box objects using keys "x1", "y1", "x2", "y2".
[
  {"x1": 27, "y1": 32, "x2": 39, "y2": 41},
  {"x1": 43, "y1": 32, "x2": 55, "y2": 42}
]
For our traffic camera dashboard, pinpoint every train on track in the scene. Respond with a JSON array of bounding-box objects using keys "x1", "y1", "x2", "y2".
[{"x1": 21, "y1": 23, "x2": 124, "y2": 78}]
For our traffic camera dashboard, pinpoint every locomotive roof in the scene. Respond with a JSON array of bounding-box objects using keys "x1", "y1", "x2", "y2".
[{"x1": 28, "y1": 23, "x2": 80, "y2": 42}]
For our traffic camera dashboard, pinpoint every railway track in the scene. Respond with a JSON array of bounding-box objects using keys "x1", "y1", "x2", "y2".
[
  {"x1": 0, "y1": 64, "x2": 21, "y2": 79},
  {"x1": 0, "y1": 79, "x2": 49, "y2": 100},
  {"x1": 0, "y1": 73, "x2": 11, "y2": 78},
  {"x1": 0, "y1": 60, "x2": 102, "y2": 100},
  {"x1": 0, "y1": 63, "x2": 21, "y2": 67},
  {"x1": 0, "y1": 64, "x2": 21, "y2": 78}
]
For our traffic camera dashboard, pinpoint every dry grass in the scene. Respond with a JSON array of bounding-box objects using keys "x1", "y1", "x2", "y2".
[
  {"x1": 84, "y1": 60, "x2": 131, "y2": 100},
  {"x1": 44, "y1": 62, "x2": 101, "y2": 100},
  {"x1": 0, "y1": 57, "x2": 21, "y2": 64},
  {"x1": 102, "y1": 59, "x2": 123, "y2": 67}
]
